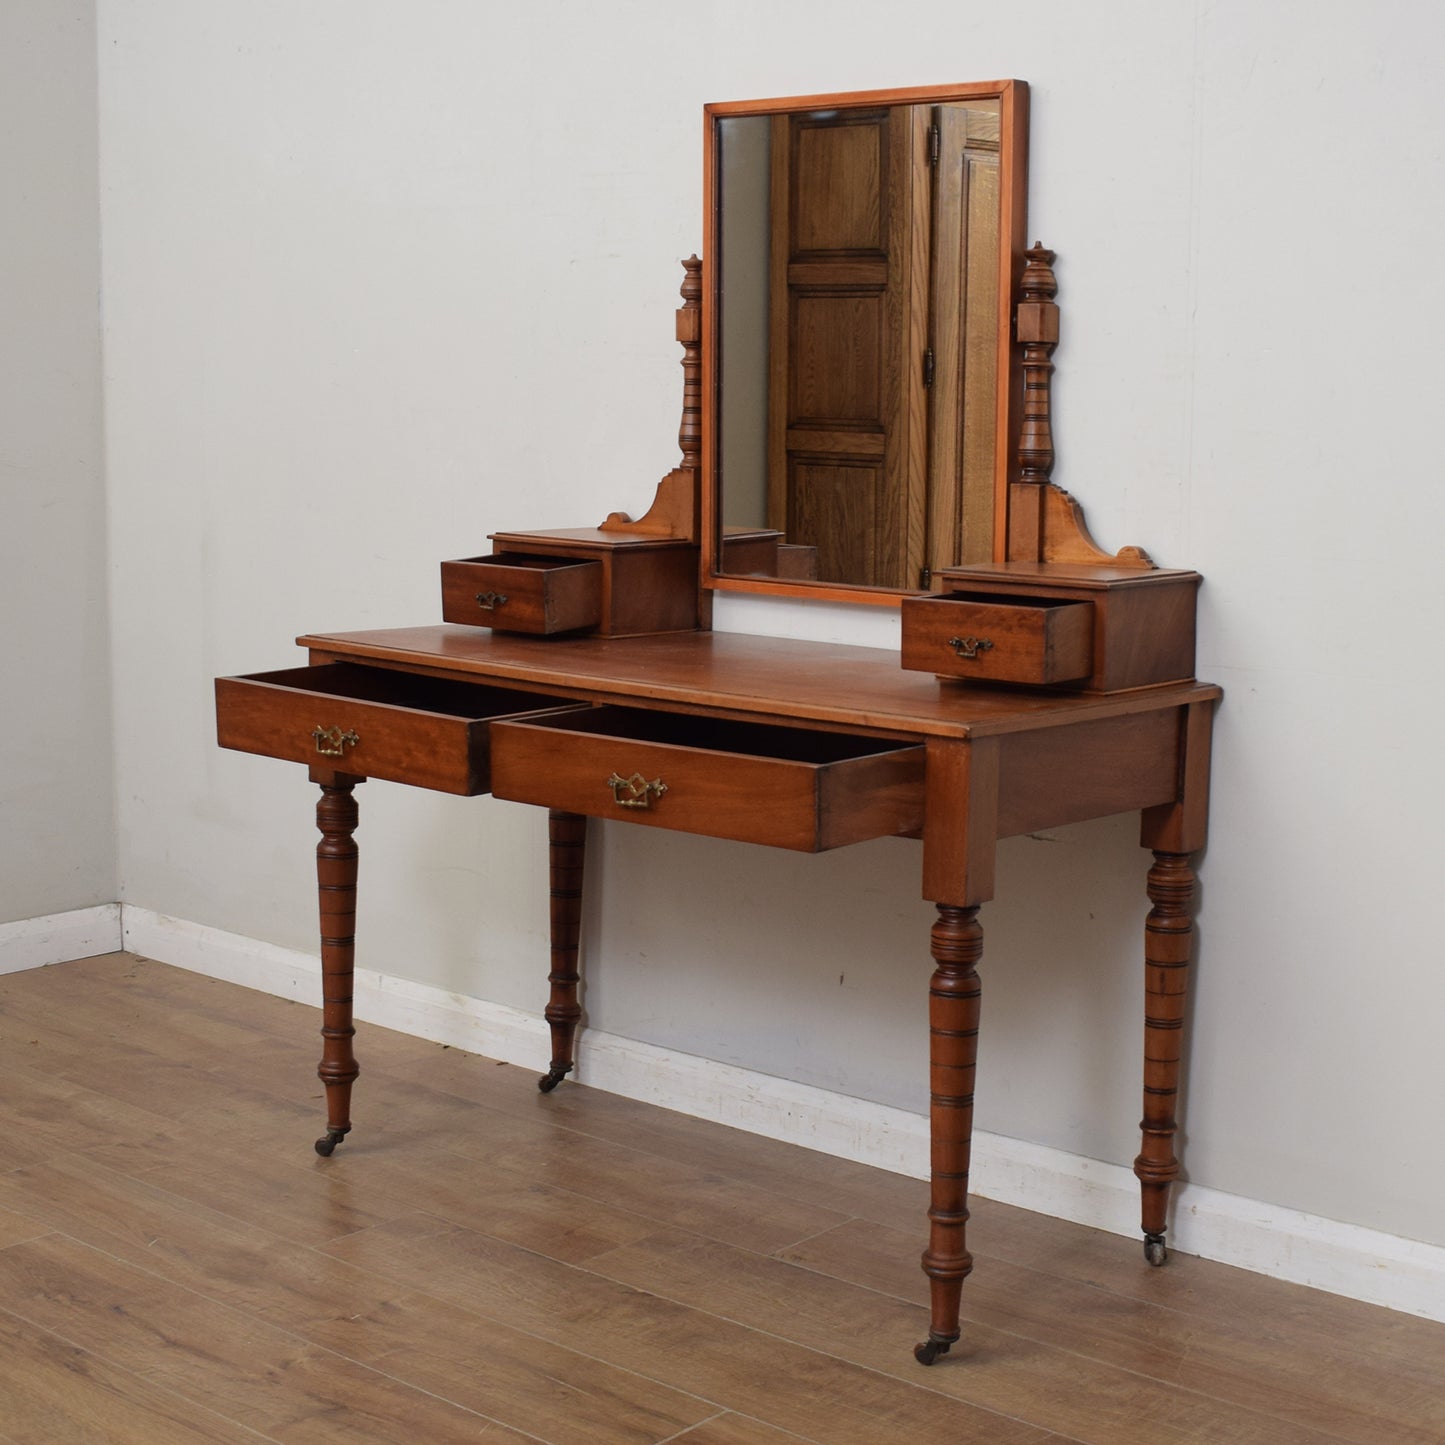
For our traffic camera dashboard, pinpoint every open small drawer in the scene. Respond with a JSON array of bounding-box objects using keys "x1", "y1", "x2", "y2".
[
  {"x1": 440, "y1": 553, "x2": 603, "y2": 634},
  {"x1": 215, "y1": 663, "x2": 582, "y2": 794},
  {"x1": 489, "y1": 706, "x2": 925, "y2": 851},
  {"x1": 901, "y1": 593, "x2": 1093, "y2": 685}
]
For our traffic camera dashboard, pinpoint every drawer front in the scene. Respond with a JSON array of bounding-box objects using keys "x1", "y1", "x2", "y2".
[
  {"x1": 441, "y1": 553, "x2": 602, "y2": 634},
  {"x1": 215, "y1": 663, "x2": 578, "y2": 794},
  {"x1": 901, "y1": 594, "x2": 1093, "y2": 685},
  {"x1": 489, "y1": 707, "x2": 924, "y2": 852}
]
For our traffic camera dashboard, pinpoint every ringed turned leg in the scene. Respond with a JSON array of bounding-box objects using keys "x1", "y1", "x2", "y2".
[
  {"x1": 538, "y1": 810, "x2": 586, "y2": 1092},
  {"x1": 915, "y1": 903, "x2": 983, "y2": 1365},
  {"x1": 314, "y1": 776, "x2": 362, "y2": 1156},
  {"x1": 1134, "y1": 849, "x2": 1197, "y2": 1263}
]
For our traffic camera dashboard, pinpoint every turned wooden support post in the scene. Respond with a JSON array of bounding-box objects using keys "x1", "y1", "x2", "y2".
[
  {"x1": 1134, "y1": 850, "x2": 1197, "y2": 1259},
  {"x1": 915, "y1": 903, "x2": 983, "y2": 1365},
  {"x1": 1015, "y1": 243, "x2": 1058, "y2": 491},
  {"x1": 1134, "y1": 697, "x2": 1212, "y2": 1261},
  {"x1": 314, "y1": 777, "x2": 362, "y2": 1156},
  {"x1": 677, "y1": 255, "x2": 702, "y2": 470},
  {"x1": 1007, "y1": 244, "x2": 1060, "y2": 562},
  {"x1": 538, "y1": 809, "x2": 587, "y2": 1092}
]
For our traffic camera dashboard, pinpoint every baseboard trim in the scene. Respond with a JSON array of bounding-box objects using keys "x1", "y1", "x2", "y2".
[
  {"x1": 120, "y1": 905, "x2": 1445, "y2": 1324},
  {"x1": 0, "y1": 903, "x2": 122, "y2": 975}
]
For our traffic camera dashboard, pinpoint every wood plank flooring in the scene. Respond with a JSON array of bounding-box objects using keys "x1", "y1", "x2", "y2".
[{"x1": 0, "y1": 954, "x2": 1440, "y2": 1443}]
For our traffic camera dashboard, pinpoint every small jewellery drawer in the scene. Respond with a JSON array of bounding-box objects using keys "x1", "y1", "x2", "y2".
[
  {"x1": 441, "y1": 553, "x2": 602, "y2": 634},
  {"x1": 215, "y1": 663, "x2": 580, "y2": 794},
  {"x1": 901, "y1": 593, "x2": 1093, "y2": 685},
  {"x1": 489, "y1": 706, "x2": 925, "y2": 852}
]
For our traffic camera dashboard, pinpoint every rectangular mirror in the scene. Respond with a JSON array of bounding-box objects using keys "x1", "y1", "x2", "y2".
[{"x1": 701, "y1": 82, "x2": 1028, "y2": 602}]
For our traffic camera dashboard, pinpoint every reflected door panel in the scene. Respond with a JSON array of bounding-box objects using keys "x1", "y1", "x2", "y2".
[{"x1": 767, "y1": 106, "x2": 924, "y2": 589}]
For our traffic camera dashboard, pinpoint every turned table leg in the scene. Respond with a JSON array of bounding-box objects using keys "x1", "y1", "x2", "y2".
[
  {"x1": 538, "y1": 809, "x2": 586, "y2": 1092},
  {"x1": 915, "y1": 903, "x2": 983, "y2": 1365},
  {"x1": 1133, "y1": 849, "x2": 1197, "y2": 1262},
  {"x1": 314, "y1": 777, "x2": 362, "y2": 1156}
]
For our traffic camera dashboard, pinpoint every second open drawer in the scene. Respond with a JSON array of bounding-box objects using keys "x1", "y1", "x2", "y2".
[{"x1": 489, "y1": 706, "x2": 925, "y2": 851}]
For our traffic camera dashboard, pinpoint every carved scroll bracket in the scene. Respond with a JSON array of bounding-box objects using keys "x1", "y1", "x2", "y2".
[
  {"x1": 599, "y1": 256, "x2": 702, "y2": 542},
  {"x1": 1009, "y1": 244, "x2": 1155, "y2": 569}
]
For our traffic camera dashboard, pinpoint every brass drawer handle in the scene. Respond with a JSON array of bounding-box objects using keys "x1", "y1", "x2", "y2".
[
  {"x1": 313, "y1": 725, "x2": 360, "y2": 757},
  {"x1": 947, "y1": 635, "x2": 995, "y2": 660},
  {"x1": 606, "y1": 771, "x2": 668, "y2": 809},
  {"x1": 475, "y1": 591, "x2": 509, "y2": 611}
]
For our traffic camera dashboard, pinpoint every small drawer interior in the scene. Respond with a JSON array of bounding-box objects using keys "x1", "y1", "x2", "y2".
[
  {"x1": 510, "y1": 705, "x2": 913, "y2": 764},
  {"x1": 242, "y1": 662, "x2": 567, "y2": 719}
]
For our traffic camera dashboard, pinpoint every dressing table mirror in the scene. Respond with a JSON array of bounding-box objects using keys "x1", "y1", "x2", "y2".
[
  {"x1": 215, "y1": 79, "x2": 1219, "y2": 1369},
  {"x1": 703, "y1": 81, "x2": 1027, "y2": 597}
]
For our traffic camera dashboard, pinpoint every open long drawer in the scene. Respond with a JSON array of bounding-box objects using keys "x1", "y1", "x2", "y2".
[
  {"x1": 215, "y1": 663, "x2": 582, "y2": 795},
  {"x1": 489, "y1": 705, "x2": 925, "y2": 851}
]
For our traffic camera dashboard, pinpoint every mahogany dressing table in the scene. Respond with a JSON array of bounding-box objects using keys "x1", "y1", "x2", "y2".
[{"x1": 215, "y1": 82, "x2": 1218, "y2": 1366}]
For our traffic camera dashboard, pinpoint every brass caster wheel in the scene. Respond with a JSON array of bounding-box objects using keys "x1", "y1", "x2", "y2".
[
  {"x1": 914, "y1": 1336, "x2": 954, "y2": 1366},
  {"x1": 1144, "y1": 1233, "x2": 1168, "y2": 1266},
  {"x1": 314, "y1": 1127, "x2": 349, "y2": 1157},
  {"x1": 537, "y1": 1067, "x2": 571, "y2": 1093}
]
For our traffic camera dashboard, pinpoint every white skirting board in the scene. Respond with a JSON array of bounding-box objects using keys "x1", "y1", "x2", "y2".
[
  {"x1": 63, "y1": 904, "x2": 1437, "y2": 1325},
  {"x1": 0, "y1": 903, "x2": 122, "y2": 975}
]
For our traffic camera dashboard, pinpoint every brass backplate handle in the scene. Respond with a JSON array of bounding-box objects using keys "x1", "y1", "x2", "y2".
[
  {"x1": 475, "y1": 591, "x2": 509, "y2": 610},
  {"x1": 606, "y1": 771, "x2": 668, "y2": 809},
  {"x1": 313, "y1": 725, "x2": 361, "y2": 757},
  {"x1": 947, "y1": 635, "x2": 995, "y2": 660}
]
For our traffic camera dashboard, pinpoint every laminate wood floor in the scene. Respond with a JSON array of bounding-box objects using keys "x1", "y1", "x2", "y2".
[{"x1": 0, "y1": 954, "x2": 1439, "y2": 1444}]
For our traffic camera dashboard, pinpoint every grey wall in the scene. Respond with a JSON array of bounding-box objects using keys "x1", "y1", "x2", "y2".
[{"x1": 0, "y1": 1, "x2": 113, "y2": 924}]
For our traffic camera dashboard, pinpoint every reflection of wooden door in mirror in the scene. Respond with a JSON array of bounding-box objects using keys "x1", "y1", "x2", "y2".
[
  {"x1": 929, "y1": 106, "x2": 1000, "y2": 572},
  {"x1": 765, "y1": 104, "x2": 1000, "y2": 589}
]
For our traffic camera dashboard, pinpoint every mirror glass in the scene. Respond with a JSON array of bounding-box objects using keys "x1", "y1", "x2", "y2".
[{"x1": 703, "y1": 83, "x2": 1027, "y2": 600}]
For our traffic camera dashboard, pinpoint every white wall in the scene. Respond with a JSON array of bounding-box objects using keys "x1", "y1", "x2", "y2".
[
  {"x1": 0, "y1": 1, "x2": 113, "y2": 925},
  {"x1": 96, "y1": 0, "x2": 1445, "y2": 1253}
]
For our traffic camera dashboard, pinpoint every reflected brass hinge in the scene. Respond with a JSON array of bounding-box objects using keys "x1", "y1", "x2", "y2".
[
  {"x1": 923, "y1": 347, "x2": 935, "y2": 387},
  {"x1": 919, "y1": 566, "x2": 933, "y2": 589},
  {"x1": 928, "y1": 123, "x2": 940, "y2": 166}
]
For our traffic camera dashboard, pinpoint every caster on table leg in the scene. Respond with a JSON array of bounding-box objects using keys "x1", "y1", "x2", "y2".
[
  {"x1": 1144, "y1": 1233, "x2": 1168, "y2": 1266},
  {"x1": 914, "y1": 1334, "x2": 955, "y2": 1366},
  {"x1": 537, "y1": 1066, "x2": 572, "y2": 1093},
  {"x1": 314, "y1": 1127, "x2": 349, "y2": 1157}
]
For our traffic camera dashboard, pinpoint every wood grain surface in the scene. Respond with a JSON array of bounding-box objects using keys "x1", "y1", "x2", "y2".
[{"x1": 2, "y1": 953, "x2": 1439, "y2": 1444}]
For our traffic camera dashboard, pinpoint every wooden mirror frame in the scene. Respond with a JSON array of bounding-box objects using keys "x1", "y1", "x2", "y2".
[{"x1": 700, "y1": 81, "x2": 1030, "y2": 606}]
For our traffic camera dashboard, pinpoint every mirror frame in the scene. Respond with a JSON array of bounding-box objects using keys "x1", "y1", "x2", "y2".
[{"x1": 700, "y1": 81, "x2": 1029, "y2": 605}]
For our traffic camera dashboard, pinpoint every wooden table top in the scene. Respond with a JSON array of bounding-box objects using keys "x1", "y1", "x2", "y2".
[{"x1": 300, "y1": 626, "x2": 1220, "y2": 741}]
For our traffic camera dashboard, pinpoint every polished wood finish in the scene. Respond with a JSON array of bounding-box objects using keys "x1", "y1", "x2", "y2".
[
  {"x1": 312, "y1": 775, "x2": 361, "y2": 1156},
  {"x1": 439, "y1": 553, "x2": 603, "y2": 634},
  {"x1": 917, "y1": 902, "x2": 983, "y2": 1363},
  {"x1": 299, "y1": 625, "x2": 1217, "y2": 740},
  {"x1": 928, "y1": 560, "x2": 1202, "y2": 692},
  {"x1": 490, "y1": 706, "x2": 925, "y2": 852},
  {"x1": 220, "y1": 624, "x2": 1221, "y2": 1358},
  {"x1": 900, "y1": 592, "x2": 1094, "y2": 685},
  {"x1": 541, "y1": 809, "x2": 586, "y2": 1093},
  {"x1": 483, "y1": 526, "x2": 702, "y2": 637},
  {"x1": 215, "y1": 663, "x2": 575, "y2": 795},
  {"x1": 213, "y1": 92, "x2": 1220, "y2": 1366},
  {"x1": 1135, "y1": 848, "x2": 1196, "y2": 1259},
  {"x1": 9, "y1": 954, "x2": 1442, "y2": 1443},
  {"x1": 1007, "y1": 246, "x2": 1156, "y2": 568}
]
